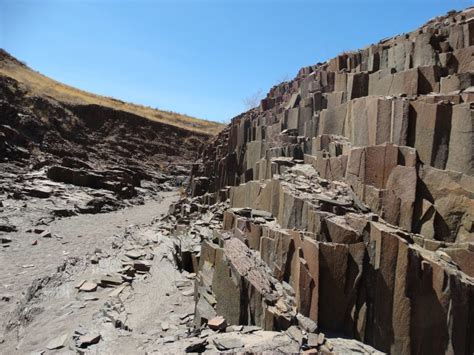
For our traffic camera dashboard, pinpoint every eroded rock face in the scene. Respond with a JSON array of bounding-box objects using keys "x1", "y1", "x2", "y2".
[
  {"x1": 183, "y1": 8, "x2": 474, "y2": 355},
  {"x1": 0, "y1": 66, "x2": 213, "y2": 206}
]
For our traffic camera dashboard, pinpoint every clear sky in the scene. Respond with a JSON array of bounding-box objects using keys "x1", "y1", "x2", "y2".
[{"x1": 1, "y1": 0, "x2": 472, "y2": 122}]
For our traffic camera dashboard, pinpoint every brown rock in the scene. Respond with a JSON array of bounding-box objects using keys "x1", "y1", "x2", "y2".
[{"x1": 208, "y1": 316, "x2": 227, "y2": 331}]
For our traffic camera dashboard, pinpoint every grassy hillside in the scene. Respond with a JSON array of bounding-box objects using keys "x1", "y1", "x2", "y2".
[{"x1": 0, "y1": 49, "x2": 224, "y2": 136}]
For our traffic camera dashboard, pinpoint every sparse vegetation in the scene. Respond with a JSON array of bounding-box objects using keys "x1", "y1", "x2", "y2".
[
  {"x1": 242, "y1": 89, "x2": 263, "y2": 110},
  {"x1": 0, "y1": 49, "x2": 224, "y2": 136}
]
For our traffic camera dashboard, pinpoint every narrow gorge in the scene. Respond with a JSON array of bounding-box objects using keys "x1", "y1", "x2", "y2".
[{"x1": 0, "y1": 6, "x2": 473, "y2": 355}]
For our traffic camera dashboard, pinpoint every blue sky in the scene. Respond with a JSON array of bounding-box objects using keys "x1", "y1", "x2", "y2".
[{"x1": 1, "y1": 0, "x2": 472, "y2": 122}]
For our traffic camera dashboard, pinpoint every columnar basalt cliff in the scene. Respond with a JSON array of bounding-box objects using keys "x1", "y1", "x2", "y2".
[{"x1": 175, "y1": 8, "x2": 474, "y2": 354}]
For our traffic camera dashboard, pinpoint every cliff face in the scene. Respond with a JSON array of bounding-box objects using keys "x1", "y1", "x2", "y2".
[
  {"x1": 196, "y1": 8, "x2": 474, "y2": 244},
  {"x1": 183, "y1": 7, "x2": 474, "y2": 354}
]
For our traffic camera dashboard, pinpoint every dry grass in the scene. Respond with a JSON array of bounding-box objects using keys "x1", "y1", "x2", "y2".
[{"x1": 0, "y1": 51, "x2": 224, "y2": 136}]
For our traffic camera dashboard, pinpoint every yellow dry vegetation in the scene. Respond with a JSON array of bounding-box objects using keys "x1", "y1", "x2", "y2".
[{"x1": 0, "y1": 52, "x2": 224, "y2": 136}]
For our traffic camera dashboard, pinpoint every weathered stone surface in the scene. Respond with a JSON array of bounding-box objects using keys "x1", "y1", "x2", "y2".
[
  {"x1": 47, "y1": 165, "x2": 137, "y2": 197},
  {"x1": 46, "y1": 333, "x2": 69, "y2": 350},
  {"x1": 77, "y1": 333, "x2": 101, "y2": 348},
  {"x1": 416, "y1": 166, "x2": 474, "y2": 243},
  {"x1": 79, "y1": 281, "x2": 98, "y2": 292},
  {"x1": 195, "y1": 235, "x2": 295, "y2": 331},
  {"x1": 446, "y1": 103, "x2": 474, "y2": 175},
  {"x1": 190, "y1": 8, "x2": 474, "y2": 355},
  {"x1": 208, "y1": 316, "x2": 227, "y2": 331},
  {"x1": 440, "y1": 72, "x2": 473, "y2": 93},
  {"x1": 409, "y1": 100, "x2": 452, "y2": 169}
]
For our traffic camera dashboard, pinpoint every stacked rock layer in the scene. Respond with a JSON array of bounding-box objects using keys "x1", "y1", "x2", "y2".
[{"x1": 188, "y1": 8, "x2": 474, "y2": 354}]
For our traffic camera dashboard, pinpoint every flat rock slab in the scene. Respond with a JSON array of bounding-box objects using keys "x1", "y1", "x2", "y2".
[
  {"x1": 162, "y1": 336, "x2": 175, "y2": 344},
  {"x1": 181, "y1": 289, "x2": 194, "y2": 296},
  {"x1": 78, "y1": 333, "x2": 101, "y2": 348},
  {"x1": 39, "y1": 230, "x2": 52, "y2": 238},
  {"x1": 79, "y1": 281, "x2": 98, "y2": 292},
  {"x1": 99, "y1": 274, "x2": 123, "y2": 287},
  {"x1": 46, "y1": 333, "x2": 69, "y2": 350},
  {"x1": 132, "y1": 260, "x2": 151, "y2": 271},
  {"x1": 108, "y1": 284, "x2": 128, "y2": 297},
  {"x1": 125, "y1": 250, "x2": 145, "y2": 259},
  {"x1": 213, "y1": 337, "x2": 244, "y2": 350},
  {"x1": 208, "y1": 316, "x2": 227, "y2": 331}
]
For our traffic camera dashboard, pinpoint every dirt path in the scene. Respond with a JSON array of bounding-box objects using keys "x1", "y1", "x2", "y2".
[{"x1": 0, "y1": 191, "x2": 180, "y2": 354}]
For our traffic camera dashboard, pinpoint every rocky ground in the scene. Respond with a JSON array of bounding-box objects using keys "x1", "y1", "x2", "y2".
[
  {"x1": 2, "y1": 7, "x2": 473, "y2": 354},
  {"x1": 0, "y1": 171, "x2": 381, "y2": 354},
  {"x1": 0, "y1": 159, "x2": 179, "y2": 353}
]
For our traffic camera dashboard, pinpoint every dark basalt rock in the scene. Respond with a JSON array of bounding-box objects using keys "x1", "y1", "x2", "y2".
[{"x1": 185, "y1": 8, "x2": 474, "y2": 355}]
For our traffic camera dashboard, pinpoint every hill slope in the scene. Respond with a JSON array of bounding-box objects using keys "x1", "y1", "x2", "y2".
[
  {"x1": 0, "y1": 50, "x2": 222, "y2": 203},
  {"x1": 0, "y1": 49, "x2": 223, "y2": 136}
]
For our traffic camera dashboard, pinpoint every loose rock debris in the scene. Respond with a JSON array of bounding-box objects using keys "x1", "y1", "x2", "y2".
[{"x1": 1, "y1": 7, "x2": 474, "y2": 355}]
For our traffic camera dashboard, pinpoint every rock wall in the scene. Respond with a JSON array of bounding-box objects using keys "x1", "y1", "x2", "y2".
[
  {"x1": 194, "y1": 8, "x2": 474, "y2": 244},
  {"x1": 185, "y1": 8, "x2": 474, "y2": 355}
]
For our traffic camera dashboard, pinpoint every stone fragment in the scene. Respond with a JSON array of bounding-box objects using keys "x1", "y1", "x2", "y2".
[
  {"x1": 287, "y1": 325, "x2": 304, "y2": 345},
  {"x1": 162, "y1": 336, "x2": 175, "y2": 344},
  {"x1": 208, "y1": 316, "x2": 227, "y2": 331},
  {"x1": 79, "y1": 281, "x2": 97, "y2": 292},
  {"x1": 46, "y1": 333, "x2": 69, "y2": 350},
  {"x1": 195, "y1": 295, "x2": 217, "y2": 326},
  {"x1": 39, "y1": 230, "x2": 52, "y2": 238},
  {"x1": 0, "y1": 224, "x2": 17, "y2": 232},
  {"x1": 0, "y1": 294, "x2": 12, "y2": 302},
  {"x1": 185, "y1": 339, "x2": 208, "y2": 353},
  {"x1": 307, "y1": 333, "x2": 325, "y2": 348},
  {"x1": 99, "y1": 274, "x2": 123, "y2": 287},
  {"x1": 182, "y1": 289, "x2": 194, "y2": 296},
  {"x1": 241, "y1": 325, "x2": 262, "y2": 334},
  {"x1": 1, "y1": 236, "x2": 12, "y2": 244},
  {"x1": 108, "y1": 284, "x2": 128, "y2": 297},
  {"x1": 83, "y1": 296, "x2": 98, "y2": 301},
  {"x1": 296, "y1": 313, "x2": 317, "y2": 333},
  {"x1": 226, "y1": 325, "x2": 243, "y2": 332},
  {"x1": 77, "y1": 333, "x2": 101, "y2": 348},
  {"x1": 125, "y1": 250, "x2": 144, "y2": 259},
  {"x1": 213, "y1": 337, "x2": 243, "y2": 351},
  {"x1": 24, "y1": 186, "x2": 52, "y2": 198},
  {"x1": 75, "y1": 280, "x2": 86, "y2": 289},
  {"x1": 132, "y1": 260, "x2": 151, "y2": 271}
]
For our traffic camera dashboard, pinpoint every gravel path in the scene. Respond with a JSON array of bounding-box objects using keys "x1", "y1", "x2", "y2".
[{"x1": 0, "y1": 191, "x2": 179, "y2": 353}]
